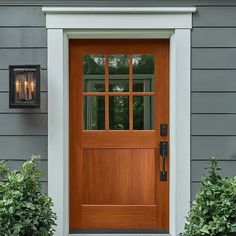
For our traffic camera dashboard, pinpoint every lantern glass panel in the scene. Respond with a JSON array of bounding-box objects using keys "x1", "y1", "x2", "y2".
[{"x1": 14, "y1": 69, "x2": 37, "y2": 104}]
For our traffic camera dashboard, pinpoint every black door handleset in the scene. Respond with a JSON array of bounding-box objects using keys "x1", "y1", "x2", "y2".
[{"x1": 160, "y1": 141, "x2": 168, "y2": 181}]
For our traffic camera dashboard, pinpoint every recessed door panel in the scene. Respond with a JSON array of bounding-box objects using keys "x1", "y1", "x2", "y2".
[
  {"x1": 82, "y1": 148, "x2": 155, "y2": 205},
  {"x1": 81, "y1": 205, "x2": 157, "y2": 228}
]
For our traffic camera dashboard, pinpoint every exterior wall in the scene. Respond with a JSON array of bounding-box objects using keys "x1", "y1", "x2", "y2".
[
  {"x1": 0, "y1": 2, "x2": 236, "y2": 203},
  {"x1": 0, "y1": 6, "x2": 48, "y2": 193},
  {"x1": 191, "y1": 6, "x2": 236, "y2": 200}
]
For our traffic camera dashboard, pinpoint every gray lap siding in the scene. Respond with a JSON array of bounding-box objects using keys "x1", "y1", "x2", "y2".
[
  {"x1": 0, "y1": 6, "x2": 47, "y2": 188},
  {"x1": 0, "y1": 3, "x2": 235, "y2": 200},
  {"x1": 191, "y1": 6, "x2": 236, "y2": 200}
]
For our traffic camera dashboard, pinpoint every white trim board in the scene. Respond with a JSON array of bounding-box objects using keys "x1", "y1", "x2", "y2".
[
  {"x1": 42, "y1": 7, "x2": 196, "y2": 14},
  {"x1": 43, "y1": 7, "x2": 194, "y2": 29},
  {"x1": 44, "y1": 7, "x2": 195, "y2": 236}
]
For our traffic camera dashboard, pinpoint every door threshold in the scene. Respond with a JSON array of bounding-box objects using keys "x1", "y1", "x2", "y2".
[{"x1": 70, "y1": 229, "x2": 169, "y2": 234}]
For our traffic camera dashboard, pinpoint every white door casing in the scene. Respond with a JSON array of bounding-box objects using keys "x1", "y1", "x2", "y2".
[{"x1": 43, "y1": 7, "x2": 196, "y2": 236}]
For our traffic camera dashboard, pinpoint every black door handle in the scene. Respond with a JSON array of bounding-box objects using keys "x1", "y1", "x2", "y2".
[{"x1": 160, "y1": 141, "x2": 168, "y2": 181}]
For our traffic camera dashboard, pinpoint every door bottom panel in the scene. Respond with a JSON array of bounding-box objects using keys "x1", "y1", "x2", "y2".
[{"x1": 80, "y1": 205, "x2": 157, "y2": 228}]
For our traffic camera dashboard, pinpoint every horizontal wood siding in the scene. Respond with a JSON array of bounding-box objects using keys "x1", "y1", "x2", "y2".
[
  {"x1": 0, "y1": 28, "x2": 46, "y2": 48},
  {"x1": 192, "y1": 93, "x2": 236, "y2": 113},
  {"x1": 0, "y1": 6, "x2": 48, "y2": 190},
  {"x1": 192, "y1": 28, "x2": 236, "y2": 48},
  {"x1": 192, "y1": 70, "x2": 236, "y2": 91},
  {"x1": 192, "y1": 136, "x2": 236, "y2": 160},
  {"x1": 0, "y1": 48, "x2": 47, "y2": 69},
  {"x1": 1, "y1": 0, "x2": 236, "y2": 6},
  {"x1": 192, "y1": 48, "x2": 236, "y2": 69},
  {"x1": 191, "y1": 182, "x2": 201, "y2": 201},
  {"x1": 191, "y1": 6, "x2": 236, "y2": 200},
  {"x1": 193, "y1": 6, "x2": 236, "y2": 27},
  {"x1": 192, "y1": 114, "x2": 236, "y2": 135},
  {"x1": 0, "y1": 136, "x2": 47, "y2": 160},
  {"x1": 0, "y1": 6, "x2": 45, "y2": 26},
  {"x1": 0, "y1": 4, "x2": 235, "y2": 202},
  {"x1": 0, "y1": 114, "x2": 47, "y2": 135}
]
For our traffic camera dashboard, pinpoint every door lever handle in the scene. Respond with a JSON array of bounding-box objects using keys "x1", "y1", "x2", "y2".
[{"x1": 160, "y1": 141, "x2": 168, "y2": 181}]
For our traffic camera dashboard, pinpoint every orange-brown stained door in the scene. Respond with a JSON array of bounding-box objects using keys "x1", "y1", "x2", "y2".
[{"x1": 69, "y1": 39, "x2": 169, "y2": 231}]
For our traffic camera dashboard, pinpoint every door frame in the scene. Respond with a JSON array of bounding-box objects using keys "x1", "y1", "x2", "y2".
[{"x1": 43, "y1": 6, "x2": 196, "y2": 236}]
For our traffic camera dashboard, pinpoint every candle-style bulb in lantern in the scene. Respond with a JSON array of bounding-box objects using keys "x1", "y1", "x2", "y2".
[
  {"x1": 15, "y1": 79, "x2": 20, "y2": 100},
  {"x1": 30, "y1": 80, "x2": 34, "y2": 93}
]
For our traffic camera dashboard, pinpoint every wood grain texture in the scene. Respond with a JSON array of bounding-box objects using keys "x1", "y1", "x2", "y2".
[
  {"x1": 81, "y1": 205, "x2": 157, "y2": 228},
  {"x1": 69, "y1": 39, "x2": 169, "y2": 229},
  {"x1": 81, "y1": 131, "x2": 157, "y2": 148},
  {"x1": 69, "y1": 42, "x2": 83, "y2": 227},
  {"x1": 156, "y1": 43, "x2": 169, "y2": 229},
  {"x1": 82, "y1": 148, "x2": 156, "y2": 205}
]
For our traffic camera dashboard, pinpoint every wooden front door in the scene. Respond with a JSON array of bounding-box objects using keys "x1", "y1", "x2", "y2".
[{"x1": 69, "y1": 39, "x2": 169, "y2": 232}]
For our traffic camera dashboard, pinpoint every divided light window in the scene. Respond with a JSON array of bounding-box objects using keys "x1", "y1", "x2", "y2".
[{"x1": 83, "y1": 54, "x2": 155, "y2": 131}]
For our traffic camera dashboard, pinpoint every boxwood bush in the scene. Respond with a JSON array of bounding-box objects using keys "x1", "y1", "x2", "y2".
[
  {"x1": 0, "y1": 155, "x2": 56, "y2": 236},
  {"x1": 180, "y1": 157, "x2": 236, "y2": 236}
]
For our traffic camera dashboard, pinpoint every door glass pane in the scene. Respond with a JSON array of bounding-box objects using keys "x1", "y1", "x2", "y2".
[
  {"x1": 83, "y1": 54, "x2": 105, "y2": 92},
  {"x1": 109, "y1": 54, "x2": 129, "y2": 92},
  {"x1": 84, "y1": 96, "x2": 105, "y2": 130},
  {"x1": 109, "y1": 96, "x2": 129, "y2": 130},
  {"x1": 133, "y1": 96, "x2": 154, "y2": 130},
  {"x1": 133, "y1": 54, "x2": 155, "y2": 92}
]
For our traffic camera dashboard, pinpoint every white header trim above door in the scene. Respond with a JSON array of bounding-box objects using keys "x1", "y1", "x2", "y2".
[
  {"x1": 44, "y1": 7, "x2": 195, "y2": 236},
  {"x1": 42, "y1": 6, "x2": 196, "y2": 14},
  {"x1": 43, "y1": 7, "x2": 195, "y2": 29}
]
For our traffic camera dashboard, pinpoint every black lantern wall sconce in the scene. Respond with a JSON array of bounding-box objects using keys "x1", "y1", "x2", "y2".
[{"x1": 9, "y1": 65, "x2": 40, "y2": 108}]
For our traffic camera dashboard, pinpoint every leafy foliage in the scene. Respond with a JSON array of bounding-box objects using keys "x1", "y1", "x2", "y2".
[
  {"x1": 180, "y1": 157, "x2": 236, "y2": 236},
  {"x1": 0, "y1": 155, "x2": 56, "y2": 236}
]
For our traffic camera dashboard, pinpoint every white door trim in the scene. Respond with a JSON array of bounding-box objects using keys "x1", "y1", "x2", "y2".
[
  {"x1": 43, "y1": 6, "x2": 196, "y2": 14},
  {"x1": 44, "y1": 7, "x2": 195, "y2": 236}
]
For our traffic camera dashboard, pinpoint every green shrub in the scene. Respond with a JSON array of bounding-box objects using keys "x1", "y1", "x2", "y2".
[
  {"x1": 180, "y1": 157, "x2": 236, "y2": 236},
  {"x1": 0, "y1": 155, "x2": 56, "y2": 236}
]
